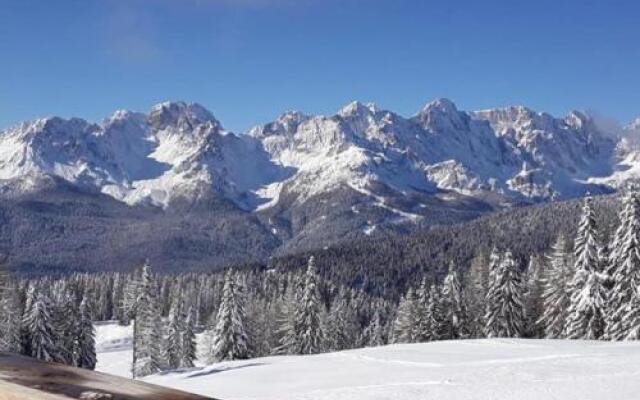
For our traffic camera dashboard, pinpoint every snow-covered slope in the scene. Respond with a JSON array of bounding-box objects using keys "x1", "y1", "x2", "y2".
[
  {"x1": 94, "y1": 322, "x2": 640, "y2": 400},
  {"x1": 0, "y1": 102, "x2": 286, "y2": 209}
]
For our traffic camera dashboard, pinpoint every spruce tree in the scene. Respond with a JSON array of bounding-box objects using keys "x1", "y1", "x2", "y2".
[
  {"x1": 484, "y1": 250, "x2": 525, "y2": 338},
  {"x1": 606, "y1": 192, "x2": 640, "y2": 340},
  {"x1": 75, "y1": 297, "x2": 97, "y2": 370},
  {"x1": 363, "y1": 310, "x2": 385, "y2": 347},
  {"x1": 565, "y1": 197, "x2": 606, "y2": 339},
  {"x1": 325, "y1": 288, "x2": 358, "y2": 351},
  {"x1": 440, "y1": 269, "x2": 468, "y2": 339},
  {"x1": 207, "y1": 271, "x2": 249, "y2": 362},
  {"x1": 523, "y1": 256, "x2": 546, "y2": 337},
  {"x1": 413, "y1": 278, "x2": 432, "y2": 342},
  {"x1": 23, "y1": 294, "x2": 60, "y2": 362},
  {"x1": 181, "y1": 306, "x2": 197, "y2": 368},
  {"x1": 462, "y1": 249, "x2": 490, "y2": 338},
  {"x1": 425, "y1": 284, "x2": 443, "y2": 341},
  {"x1": 539, "y1": 235, "x2": 573, "y2": 338},
  {"x1": 277, "y1": 279, "x2": 301, "y2": 354},
  {"x1": 607, "y1": 192, "x2": 634, "y2": 278},
  {"x1": 165, "y1": 302, "x2": 184, "y2": 369},
  {"x1": 391, "y1": 288, "x2": 417, "y2": 343},
  {"x1": 565, "y1": 269, "x2": 608, "y2": 339},
  {"x1": 294, "y1": 256, "x2": 324, "y2": 354},
  {"x1": 133, "y1": 262, "x2": 162, "y2": 377},
  {"x1": 0, "y1": 276, "x2": 22, "y2": 353},
  {"x1": 54, "y1": 289, "x2": 79, "y2": 365}
]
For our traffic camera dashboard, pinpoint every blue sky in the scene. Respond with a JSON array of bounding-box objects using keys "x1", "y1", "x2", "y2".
[{"x1": 1, "y1": 0, "x2": 639, "y2": 132}]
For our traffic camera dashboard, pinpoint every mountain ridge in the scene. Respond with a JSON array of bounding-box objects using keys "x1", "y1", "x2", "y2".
[
  {"x1": 1, "y1": 99, "x2": 639, "y2": 273},
  {"x1": 3, "y1": 98, "x2": 637, "y2": 210}
]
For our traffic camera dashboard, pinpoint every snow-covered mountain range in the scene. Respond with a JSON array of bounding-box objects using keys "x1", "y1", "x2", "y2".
[
  {"x1": 2, "y1": 99, "x2": 636, "y2": 211},
  {"x1": 1, "y1": 99, "x2": 639, "y2": 272}
]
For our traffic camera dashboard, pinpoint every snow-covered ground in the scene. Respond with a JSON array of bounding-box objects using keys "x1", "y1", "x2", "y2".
[{"x1": 96, "y1": 322, "x2": 640, "y2": 400}]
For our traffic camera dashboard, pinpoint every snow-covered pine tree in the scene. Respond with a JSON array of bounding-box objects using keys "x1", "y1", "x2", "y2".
[
  {"x1": 606, "y1": 192, "x2": 640, "y2": 340},
  {"x1": 165, "y1": 300, "x2": 184, "y2": 369},
  {"x1": 564, "y1": 197, "x2": 606, "y2": 339},
  {"x1": 565, "y1": 269, "x2": 608, "y2": 339},
  {"x1": 245, "y1": 294, "x2": 274, "y2": 357},
  {"x1": 294, "y1": 256, "x2": 324, "y2": 354},
  {"x1": 23, "y1": 294, "x2": 60, "y2": 362},
  {"x1": 207, "y1": 271, "x2": 250, "y2": 362},
  {"x1": 75, "y1": 296, "x2": 96, "y2": 370},
  {"x1": 413, "y1": 278, "x2": 431, "y2": 342},
  {"x1": 181, "y1": 306, "x2": 197, "y2": 368},
  {"x1": 122, "y1": 267, "x2": 143, "y2": 326},
  {"x1": 54, "y1": 288, "x2": 79, "y2": 365},
  {"x1": 523, "y1": 255, "x2": 546, "y2": 337},
  {"x1": 277, "y1": 274, "x2": 303, "y2": 354},
  {"x1": 440, "y1": 269, "x2": 468, "y2": 339},
  {"x1": 0, "y1": 266, "x2": 22, "y2": 353},
  {"x1": 607, "y1": 192, "x2": 634, "y2": 278},
  {"x1": 462, "y1": 248, "x2": 491, "y2": 338},
  {"x1": 487, "y1": 246, "x2": 502, "y2": 286},
  {"x1": 0, "y1": 261, "x2": 9, "y2": 293},
  {"x1": 390, "y1": 287, "x2": 417, "y2": 343},
  {"x1": 133, "y1": 262, "x2": 163, "y2": 378},
  {"x1": 425, "y1": 284, "x2": 443, "y2": 341},
  {"x1": 325, "y1": 288, "x2": 359, "y2": 351},
  {"x1": 363, "y1": 310, "x2": 385, "y2": 347},
  {"x1": 484, "y1": 250, "x2": 525, "y2": 338},
  {"x1": 539, "y1": 235, "x2": 573, "y2": 338},
  {"x1": 20, "y1": 285, "x2": 37, "y2": 356}
]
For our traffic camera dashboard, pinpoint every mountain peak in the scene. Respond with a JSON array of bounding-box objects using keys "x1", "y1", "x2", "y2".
[
  {"x1": 148, "y1": 101, "x2": 219, "y2": 130},
  {"x1": 564, "y1": 110, "x2": 592, "y2": 129},
  {"x1": 419, "y1": 98, "x2": 459, "y2": 115},
  {"x1": 338, "y1": 101, "x2": 379, "y2": 117}
]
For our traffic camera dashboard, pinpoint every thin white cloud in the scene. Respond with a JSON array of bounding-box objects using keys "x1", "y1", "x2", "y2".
[{"x1": 103, "y1": 2, "x2": 161, "y2": 65}]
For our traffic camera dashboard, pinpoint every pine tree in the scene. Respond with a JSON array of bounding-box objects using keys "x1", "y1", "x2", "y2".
[
  {"x1": 565, "y1": 271, "x2": 607, "y2": 339},
  {"x1": 54, "y1": 288, "x2": 79, "y2": 365},
  {"x1": 606, "y1": 192, "x2": 640, "y2": 340},
  {"x1": 165, "y1": 301, "x2": 184, "y2": 369},
  {"x1": 293, "y1": 256, "x2": 324, "y2": 354},
  {"x1": 539, "y1": 235, "x2": 573, "y2": 338},
  {"x1": 277, "y1": 277, "x2": 302, "y2": 354},
  {"x1": 181, "y1": 306, "x2": 197, "y2": 368},
  {"x1": 75, "y1": 297, "x2": 97, "y2": 370},
  {"x1": 484, "y1": 250, "x2": 525, "y2": 338},
  {"x1": 607, "y1": 192, "x2": 634, "y2": 278},
  {"x1": 23, "y1": 294, "x2": 60, "y2": 362},
  {"x1": 425, "y1": 284, "x2": 443, "y2": 341},
  {"x1": 413, "y1": 278, "x2": 432, "y2": 342},
  {"x1": 363, "y1": 310, "x2": 385, "y2": 347},
  {"x1": 391, "y1": 288, "x2": 417, "y2": 343},
  {"x1": 565, "y1": 197, "x2": 606, "y2": 339},
  {"x1": 207, "y1": 271, "x2": 249, "y2": 362},
  {"x1": 462, "y1": 249, "x2": 490, "y2": 338},
  {"x1": 20, "y1": 285, "x2": 37, "y2": 356},
  {"x1": 325, "y1": 288, "x2": 358, "y2": 351},
  {"x1": 0, "y1": 272, "x2": 22, "y2": 353},
  {"x1": 440, "y1": 269, "x2": 468, "y2": 339},
  {"x1": 523, "y1": 256, "x2": 546, "y2": 337},
  {"x1": 133, "y1": 262, "x2": 162, "y2": 378}
]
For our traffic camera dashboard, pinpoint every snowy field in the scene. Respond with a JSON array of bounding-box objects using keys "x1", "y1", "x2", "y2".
[{"x1": 95, "y1": 322, "x2": 640, "y2": 400}]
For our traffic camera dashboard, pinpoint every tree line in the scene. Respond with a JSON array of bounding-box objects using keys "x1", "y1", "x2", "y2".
[{"x1": 2, "y1": 193, "x2": 640, "y2": 377}]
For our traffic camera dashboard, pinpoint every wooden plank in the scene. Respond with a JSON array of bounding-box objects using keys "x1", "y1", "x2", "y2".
[{"x1": 0, "y1": 352, "x2": 217, "y2": 400}]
